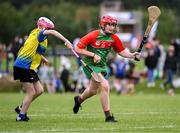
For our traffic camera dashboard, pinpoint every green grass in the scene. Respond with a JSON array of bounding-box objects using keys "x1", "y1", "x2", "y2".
[{"x1": 0, "y1": 93, "x2": 180, "y2": 133}]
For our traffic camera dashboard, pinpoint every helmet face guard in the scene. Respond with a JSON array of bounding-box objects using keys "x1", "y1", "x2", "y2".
[
  {"x1": 99, "y1": 15, "x2": 118, "y2": 29},
  {"x1": 37, "y1": 17, "x2": 54, "y2": 29}
]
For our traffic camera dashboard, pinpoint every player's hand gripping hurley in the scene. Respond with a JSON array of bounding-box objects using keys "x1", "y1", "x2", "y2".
[
  {"x1": 71, "y1": 48, "x2": 101, "y2": 82},
  {"x1": 135, "y1": 6, "x2": 161, "y2": 61}
]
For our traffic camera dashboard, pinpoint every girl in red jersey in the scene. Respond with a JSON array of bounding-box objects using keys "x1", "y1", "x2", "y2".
[{"x1": 73, "y1": 15, "x2": 140, "y2": 122}]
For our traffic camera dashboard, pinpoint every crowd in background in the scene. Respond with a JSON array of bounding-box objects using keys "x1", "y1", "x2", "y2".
[
  {"x1": 142, "y1": 37, "x2": 180, "y2": 96},
  {"x1": 0, "y1": 35, "x2": 180, "y2": 96}
]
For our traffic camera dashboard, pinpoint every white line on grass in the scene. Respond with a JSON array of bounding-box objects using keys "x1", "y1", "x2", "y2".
[
  {"x1": 29, "y1": 111, "x2": 180, "y2": 117},
  {"x1": 0, "y1": 131, "x2": 34, "y2": 133},
  {"x1": 41, "y1": 127, "x2": 120, "y2": 132},
  {"x1": 40, "y1": 125, "x2": 177, "y2": 133},
  {"x1": 133, "y1": 125, "x2": 176, "y2": 129}
]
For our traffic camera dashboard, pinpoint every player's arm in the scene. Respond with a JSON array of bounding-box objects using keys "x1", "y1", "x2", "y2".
[
  {"x1": 75, "y1": 32, "x2": 94, "y2": 57},
  {"x1": 75, "y1": 32, "x2": 101, "y2": 63},
  {"x1": 112, "y1": 34, "x2": 140, "y2": 59},
  {"x1": 41, "y1": 55, "x2": 51, "y2": 66},
  {"x1": 118, "y1": 49, "x2": 139, "y2": 59},
  {"x1": 43, "y1": 30, "x2": 72, "y2": 48},
  {"x1": 75, "y1": 43, "x2": 94, "y2": 57}
]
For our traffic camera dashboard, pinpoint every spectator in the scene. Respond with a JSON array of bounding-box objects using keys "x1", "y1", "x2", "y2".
[
  {"x1": 60, "y1": 55, "x2": 71, "y2": 70},
  {"x1": 130, "y1": 33, "x2": 141, "y2": 52},
  {"x1": 152, "y1": 37, "x2": 165, "y2": 79},
  {"x1": 126, "y1": 61, "x2": 140, "y2": 95},
  {"x1": 113, "y1": 56, "x2": 128, "y2": 94},
  {"x1": 160, "y1": 45, "x2": 178, "y2": 96},
  {"x1": 10, "y1": 36, "x2": 23, "y2": 61},
  {"x1": 38, "y1": 63, "x2": 56, "y2": 94},
  {"x1": 144, "y1": 43, "x2": 158, "y2": 87},
  {"x1": 171, "y1": 38, "x2": 180, "y2": 75},
  {"x1": 71, "y1": 68, "x2": 89, "y2": 93},
  {"x1": 60, "y1": 65, "x2": 72, "y2": 92},
  {"x1": 73, "y1": 37, "x2": 81, "y2": 67},
  {"x1": 0, "y1": 45, "x2": 4, "y2": 74},
  {"x1": 106, "y1": 53, "x2": 115, "y2": 77}
]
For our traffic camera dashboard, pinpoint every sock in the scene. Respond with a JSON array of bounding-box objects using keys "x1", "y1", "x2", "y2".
[
  {"x1": 104, "y1": 110, "x2": 111, "y2": 118},
  {"x1": 78, "y1": 96, "x2": 83, "y2": 104},
  {"x1": 19, "y1": 112, "x2": 26, "y2": 118},
  {"x1": 19, "y1": 105, "x2": 22, "y2": 110},
  {"x1": 19, "y1": 112, "x2": 25, "y2": 115}
]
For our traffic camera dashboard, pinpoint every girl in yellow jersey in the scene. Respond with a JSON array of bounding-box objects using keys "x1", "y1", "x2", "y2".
[{"x1": 14, "y1": 17, "x2": 72, "y2": 122}]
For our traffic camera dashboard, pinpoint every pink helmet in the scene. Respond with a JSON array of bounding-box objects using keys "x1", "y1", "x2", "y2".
[
  {"x1": 37, "y1": 17, "x2": 54, "y2": 29},
  {"x1": 99, "y1": 15, "x2": 118, "y2": 28}
]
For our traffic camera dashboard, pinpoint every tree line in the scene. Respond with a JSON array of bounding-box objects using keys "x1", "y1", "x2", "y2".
[{"x1": 0, "y1": 0, "x2": 179, "y2": 45}]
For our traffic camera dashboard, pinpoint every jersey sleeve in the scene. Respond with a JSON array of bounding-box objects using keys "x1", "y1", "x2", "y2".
[
  {"x1": 111, "y1": 34, "x2": 125, "y2": 53},
  {"x1": 77, "y1": 30, "x2": 99, "y2": 49},
  {"x1": 38, "y1": 30, "x2": 47, "y2": 42}
]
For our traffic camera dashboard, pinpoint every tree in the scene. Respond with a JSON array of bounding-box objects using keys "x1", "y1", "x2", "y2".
[{"x1": 0, "y1": 2, "x2": 21, "y2": 44}]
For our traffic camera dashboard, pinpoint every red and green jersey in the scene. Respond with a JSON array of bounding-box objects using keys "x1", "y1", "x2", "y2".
[{"x1": 77, "y1": 30, "x2": 125, "y2": 79}]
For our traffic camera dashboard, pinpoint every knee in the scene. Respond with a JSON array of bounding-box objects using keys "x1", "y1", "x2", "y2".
[
  {"x1": 40, "y1": 88, "x2": 44, "y2": 94},
  {"x1": 29, "y1": 89, "x2": 36, "y2": 96},
  {"x1": 90, "y1": 89, "x2": 98, "y2": 95},
  {"x1": 36, "y1": 88, "x2": 44, "y2": 96},
  {"x1": 101, "y1": 83, "x2": 110, "y2": 93},
  {"x1": 88, "y1": 88, "x2": 97, "y2": 96}
]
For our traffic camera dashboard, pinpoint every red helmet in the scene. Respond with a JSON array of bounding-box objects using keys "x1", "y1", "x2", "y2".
[
  {"x1": 37, "y1": 17, "x2": 54, "y2": 29},
  {"x1": 99, "y1": 15, "x2": 118, "y2": 28}
]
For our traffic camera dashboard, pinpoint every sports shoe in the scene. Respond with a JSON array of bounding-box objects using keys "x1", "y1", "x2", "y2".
[
  {"x1": 105, "y1": 114, "x2": 118, "y2": 122},
  {"x1": 15, "y1": 106, "x2": 21, "y2": 114},
  {"x1": 73, "y1": 96, "x2": 81, "y2": 114},
  {"x1": 16, "y1": 114, "x2": 30, "y2": 122},
  {"x1": 24, "y1": 114, "x2": 30, "y2": 121}
]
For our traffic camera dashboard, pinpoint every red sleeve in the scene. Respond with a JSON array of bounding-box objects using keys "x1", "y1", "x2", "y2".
[
  {"x1": 111, "y1": 34, "x2": 125, "y2": 53},
  {"x1": 77, "y1": 30, "x2": 99, "y2": 49}
]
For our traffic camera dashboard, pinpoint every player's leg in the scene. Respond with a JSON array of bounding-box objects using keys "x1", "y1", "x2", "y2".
[
  {"x1": 73, "y1": 77, "x2": 100, "y2": 114},
  {"x1": 33, "y1": 81, "x2": 44, "y2": 100},
  {"x1": 16, "y1": 82, "x2": 44, "y2": 122},
  {"x1": 16, "y1": 82, "x2": 35, "y2": 121},
  {"x1": 167, "y1": 70, "x2": 175, "y2": 96},
  {"x1": 15, "y1": 81, "x2": 44, "y2": 114},
  {"x1": 99, "y1": 75, "x2": 117, "y2": 122},
  {"x1": 80, "y1": 78, "x2": 100, "y2": 100}
]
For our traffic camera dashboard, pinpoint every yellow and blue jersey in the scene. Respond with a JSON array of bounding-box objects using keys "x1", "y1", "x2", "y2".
[{"x1": 14, "y1": 28, "x2": 48, "y2": 70}]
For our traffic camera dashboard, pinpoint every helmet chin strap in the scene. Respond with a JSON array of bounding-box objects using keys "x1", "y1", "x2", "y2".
[
  {"x1": 37, "y1": 26, "x2": 46, "y2": 30},
  {"x1": 101, "y1": 25, "x2": 116, "y2": 35},
  {"x1": 102, "y1": 28, "x2": 112, "y2": 36},
  {"x1": 105, "y1": 31, "x2": 112, "y2": 36}
]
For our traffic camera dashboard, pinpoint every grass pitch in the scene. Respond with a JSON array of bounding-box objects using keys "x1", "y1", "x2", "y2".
[{"x1": 0, "y1": 93, "x2": 180, "y2": 133}]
